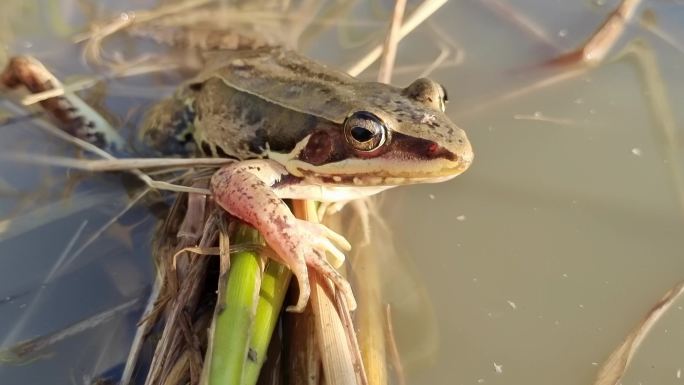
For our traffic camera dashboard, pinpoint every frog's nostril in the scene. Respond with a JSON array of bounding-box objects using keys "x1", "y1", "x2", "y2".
[{"x1": 426, "y1": 143, "x2": 457, "y2": 161}]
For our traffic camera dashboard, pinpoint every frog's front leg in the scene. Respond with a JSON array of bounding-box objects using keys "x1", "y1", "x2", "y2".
[{"x1": 210, "y1": 159, "x2": 356, "y2": 313}]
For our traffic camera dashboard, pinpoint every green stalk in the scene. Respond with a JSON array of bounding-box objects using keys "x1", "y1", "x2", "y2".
[
  {"x1": 207, "y1": 224, "x2": 292, "y2": 385},
  {"x1": 208, "y1": 225, "x2": 262, "y2": 385},
  {"x1": 243, "y1": 261, "x2": 292, "y2": 384}
]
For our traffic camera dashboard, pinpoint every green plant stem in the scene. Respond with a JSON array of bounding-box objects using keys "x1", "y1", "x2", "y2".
[
  {"x1": 207, "y1": 224, "x2": 292, "y2": 385},
  {"x1": 208, "y1": 225, "x2": 262, "y2": 385},
  {"x1": 242, "y1": 261, "x2": 292, "y2": 384}
]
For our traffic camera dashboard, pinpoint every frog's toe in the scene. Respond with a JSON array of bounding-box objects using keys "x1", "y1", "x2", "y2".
[
  {"x1": 291, "y1": 220, "x2": 348, "y2": 267},
  {"x1": 305, "y1": 251, "x2": 357, "y2": 311},
  {"x1": 286, "y1": 258, "x2": 310, "y2": 313},
  {"x1": 299, "y1": 220, "x2": 350, "y2": 251},
  {"x1": 280, "y1": 220, "x2": 354, "y2": 312},
  {"x1": 321, "y1": 225, "x2": 352, "y2": 251},
  {"x1": 316, "y1": 236, "x2": 347, "y2": 268}
]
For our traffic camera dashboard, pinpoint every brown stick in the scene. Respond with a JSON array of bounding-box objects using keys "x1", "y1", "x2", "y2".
[
  {"x1": 549, "y1": 0, "x2": 642, "y2": 66},
  {"x1": 378, "y1": 0, "x2": 408, "y2": 84},
  {"x1": 346, "y1": 0, "x2": 448, "y2": 76},
  {"x1": 594, "y1": 281, "x2": 684, "y2": 385},
  {"x1": 385, "y1": 304, "x2": 406, "y2": 385}
]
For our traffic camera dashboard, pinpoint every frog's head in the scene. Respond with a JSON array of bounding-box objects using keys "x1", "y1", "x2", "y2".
[{"x1": 277, "y1": 78, "x2": 473, "y2": 186}]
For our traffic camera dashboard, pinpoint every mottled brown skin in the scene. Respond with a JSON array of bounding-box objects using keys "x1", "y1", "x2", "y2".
[
  {"x1": 143, "y1": 48, "x2": 470, "y2": 158},
  {"x1": 191, "y1": 77, "x2": 321, "y2": 159},
  {"x1": 185, "y1": 48, "x2": 471, "y2": 165}
]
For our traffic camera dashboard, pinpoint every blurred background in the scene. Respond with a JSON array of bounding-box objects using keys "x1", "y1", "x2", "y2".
[{"x1": 1, "y1": 0, "x2": 684, "y2": 384}]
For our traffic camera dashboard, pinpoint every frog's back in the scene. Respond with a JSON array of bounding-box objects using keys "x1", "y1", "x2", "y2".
[{"x1": 196, "y1": 48, "x2": 360, "y2": 124}]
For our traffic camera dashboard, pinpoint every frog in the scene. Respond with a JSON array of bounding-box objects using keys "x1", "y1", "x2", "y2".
[
  {"x1": 0, "y1": 46, "x2": 473, "y2": 313},
  {"x1": 140, "y1": 47, "x2": 474, "y2": 312}
]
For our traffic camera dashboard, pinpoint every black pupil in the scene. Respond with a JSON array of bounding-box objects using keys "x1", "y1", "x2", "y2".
[{"x1": 351, "y1": 126, "x2": 374, "y2": 142}]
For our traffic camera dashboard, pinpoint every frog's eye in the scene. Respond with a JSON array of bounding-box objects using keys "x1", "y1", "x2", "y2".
[
  {"x1": 402, "y1": 78, "x2": 446, "y2": 112},
  {"x1": 435, "y1": 84, "x2": 449, "y2": 112},
  {"x1": 344, "y1": 111, "x2": 388, "y2": 152},
  {"x1": 439, "y1": 84, "x2": 449, "y2": 102}
]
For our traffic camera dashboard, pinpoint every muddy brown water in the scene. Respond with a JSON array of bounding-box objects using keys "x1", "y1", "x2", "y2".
[{"x1": 1, "y1": 1, "x2": 684, "y2": 384}]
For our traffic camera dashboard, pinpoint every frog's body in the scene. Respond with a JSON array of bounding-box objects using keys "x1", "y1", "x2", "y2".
[{"x1": 140, "y1": 47, "x2": 473, "y2": 312}]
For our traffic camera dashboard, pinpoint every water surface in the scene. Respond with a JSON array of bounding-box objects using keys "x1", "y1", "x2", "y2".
[{"x1": 1, "y1": 1, "x2": 684, "y2": 384}]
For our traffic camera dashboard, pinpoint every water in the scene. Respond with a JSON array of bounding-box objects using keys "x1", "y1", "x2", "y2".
[{"x1": 1, "y1": 1, "x2": 684, "y2": 384}]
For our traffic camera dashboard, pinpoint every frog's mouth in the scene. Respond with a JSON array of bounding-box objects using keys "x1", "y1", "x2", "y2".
[
  {"x1": 287, "y1": 156, "x2": 473, "y2": 186},
  {"x1": 267, "y1": 130, "x2": 474, "y2": 186}
]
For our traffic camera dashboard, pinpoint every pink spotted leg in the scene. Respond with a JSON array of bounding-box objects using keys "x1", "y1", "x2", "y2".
[{"x1": 210, "y1": 159, "x2": 356, "y2": 312}]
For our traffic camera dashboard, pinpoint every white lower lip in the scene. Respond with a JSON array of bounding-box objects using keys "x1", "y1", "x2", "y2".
[
  {"x1": 305, "y1": 166, "x2": 469, "y2": 186},
  {"x1": 275, "y1": 150, "x2": 472, "y2": 185}
]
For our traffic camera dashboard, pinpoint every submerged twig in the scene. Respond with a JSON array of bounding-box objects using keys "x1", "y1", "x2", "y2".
[
  {"x1": 385, "y1": 305, "x2": 406, "y2": 385},
  {"x1": 1, "y1": 220, "x2": 89, "y2": 350},
  {"x1": 417, "y1": 42, "x2": 451, "y2": 78},
  {"x1": 0, "y1": 297, "x2": 141, "y2": 363},
  {"x1": 593, "y1": 281, "x2": 684, "y2": 385},
  {"x1": 621, "y1": 40, "x2": 684, "y2": 217},
  {"x1": 0, "y1": 191, "x2": 114, "y2": 243},
  {"x1": 513, "y1": 112, "x2": 574, "y2": 126},
  {"x1": 582, "y1": 0, "x2": 642, "y2": 64},
  {"x1": 551, "y1": 0, "x2": 642, "y2": 66},
  {"x1": 120, "y1": 274, "x2": 163, "y2": 385},
  {"x1": 1, "y1": 153, "x2": 232, "y2": 172},
  {"x1": 640, "y1": 10, "x2": 684, "y2": 55},
  {"x1": 458, "y1": 66, "x2": 586, "y2": 117},
  {"x1": 461, "y1": 0, "x2": 643, "y2": 116},
  {"x1": 63, "y1": 187, "x2": 151, "y2": 276},
  {"x1": 1, "y1": 95, "x2": 209, "y2": 195},
  {"x1": 0, "y1": 153, "x2": 234, "y2": 194},
  {"x1": 20, "y1": 61, "x2": 181, "y2": 106}
]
